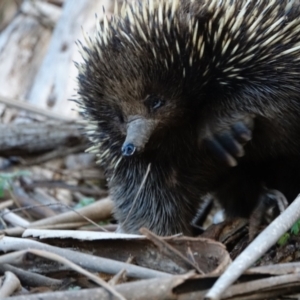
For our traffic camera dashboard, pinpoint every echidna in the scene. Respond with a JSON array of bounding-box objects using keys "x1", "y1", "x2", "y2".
[{"x1": 75, "y1": 0, "x2": 300, "y2": 236}]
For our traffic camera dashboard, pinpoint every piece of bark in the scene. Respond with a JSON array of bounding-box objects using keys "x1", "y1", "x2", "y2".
[
  {"x1": 27, "y1": 0, "x2": 112, "y2": 117},
  {"x1": 0, "y1": 0, "x2": 60, "y2": 101},
  {"x1": 0, "y1": 122, "x2": 86, "y2": 156},
  {"x1": 22, "y1": 230, "x2": 230, "y2": 275},
  {"x1": 141, "y1": 228, "x2": 206, "y2": 274}
]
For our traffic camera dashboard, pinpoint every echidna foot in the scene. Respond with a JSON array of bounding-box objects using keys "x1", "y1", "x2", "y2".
[{"x1": 204, "y1": 115, "x2": 254, "y2": 167}]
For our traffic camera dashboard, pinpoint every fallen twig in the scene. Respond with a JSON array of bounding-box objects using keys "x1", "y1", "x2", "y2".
[
  {"x1": 205, "y1": 194, "x2": 300, "y2": 300},
  {"x1": 0, "y1": 95, "x2": 74, "y2": 122},
  {"x1": 0, "y1": 197, "x2": 114, "y2": 236},
  {"x1": 0, "y1": 236, "x2": 172, "y2": 279},
  {"x1": 34, "y1": 249, "x2": 123, "y2": 299},
  {"x1": 0, "y1": 264, "x2": 63, "y2": 288},
  {"x1": 7, "y1": 273, "x2": 194, "y2": 300},
  {"x1": 0, "y1": 271, "x2": 21, "y2": 298}
]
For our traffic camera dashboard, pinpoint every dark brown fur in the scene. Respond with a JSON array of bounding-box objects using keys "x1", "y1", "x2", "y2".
[{"x1": 76, "y1": 0, "x2": 300, "y2": 235}]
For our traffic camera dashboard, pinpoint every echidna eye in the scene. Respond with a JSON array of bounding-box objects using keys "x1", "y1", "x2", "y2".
[
  {"x1": 146, "y1": 95, "x2": 165, "y2": 111},
  {"x1": 152, "y1": 99, "x2": 162, "y2": 109}
]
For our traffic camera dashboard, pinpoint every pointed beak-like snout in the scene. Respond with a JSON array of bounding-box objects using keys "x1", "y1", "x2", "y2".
[
  {"x1": 121, "y1": 117, "x2": 156, "y2": 157},
  {"x1": 121, "y1": 143, "x2": 136, "y2": 156}
]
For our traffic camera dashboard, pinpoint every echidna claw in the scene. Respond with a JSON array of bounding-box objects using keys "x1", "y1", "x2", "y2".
[{"x1": 203, "y1": 116, "x2": 254, "y2": 167}]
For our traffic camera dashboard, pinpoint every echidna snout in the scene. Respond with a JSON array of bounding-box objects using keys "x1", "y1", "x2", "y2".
[
  {"x1": 121, "y1": 117, "x2": 157, "y2": 157},
  {"x1": 121, "y1": 143, "x2": 136, "y2": 156}
]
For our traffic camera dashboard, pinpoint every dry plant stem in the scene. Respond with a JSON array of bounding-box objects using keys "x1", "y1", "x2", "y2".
[
  {"x1": 221, "y1": 272, "x2": 300, "y2": 299},
  {"x1": 79, "y1": 223, "x2": 118, "y2": 232},
  {"x1": 22, "y1": 144, "x2": 87, "y2": 166},
  {"x1": 0, "y1": 250, "x2": 125, "y2": 300},
  {"x1": 24, "y1": 181, "x2": 106, "y2": 197},
  {"x1": 233, "y1": 289, "x2": 300, "y2": 300},
  {"x1": 0, "y1": 203, "x2": 106, "y2": 231},
  {"x1": 108, "y1": 269, "x2": 128, "y2": 286},
  {"x1": 0, "y1": 197, "x2": 114, "y2": 236},
  {"x1": 108, "y1": 257, "x2": 133, "y2": 286},
  {"x1": 141, "y1": 228, "x2": 205, "y2": 275},
  {"x1": 0, "y1": 95, "x2": 73, "y2": 122},
  {"x1": 30, "y1": 249, "x2": 126, "y2": 300},
  {"x1": 0, "y1": 264, "x2": 63, "y2": 288},
  {"x1": 1, "y1": 208, "x2": 30, "y2": 227},
  {"x1": 186, "y1": 247, "x2": 197, "y2": 265},
  {"x1": 1, "y1": 227, "x2": 28, "y2": 237},
  {"x1": 24, "y1": 197, "x2": 112, "y2": 227},
  {"x1": 19, "y1": 186, "x2": 67, "y2": 214},
  {"x1": 0, "y1": 199, "x2": 14, "y2": 210},
  {"x1": 34, "y1": 221, "x2": 89, "y2": 230},
  {"x1": 10, "y1": 188, "x2": 33, "y2": 221},
  {"x1": 7, "y1": 273, "x2": 193, "y2": 300},
  {"x1": 0, "y1": 237, "x2": 171, "y2": 279},
  {"x1": 205, "y1": 194, "x2": 300, "y2": 300},
  {"x1": 247, "y1": 262, "x2": 300, "y2": 275},
  {"x1": 12, "y1": 183, "x2": 56, "y2": 219},
  {"x1": 0, "y1": 271, "x2": 21, "y2": 298},
  {"x1": 5, "y1": 272, "x2": 300, "y2": 300},
  {"x1": 179, "y1": 273, "x2": 300, "y2": 300},
  {"x1": 58, "y1": 168, "x2": 104, "y2": 181}
]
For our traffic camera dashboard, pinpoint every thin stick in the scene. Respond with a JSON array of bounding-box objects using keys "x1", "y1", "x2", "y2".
[
  {"x1": 1, "y1": 202, "x2": 109, "y2": 232},
  {"x1": 0, "y1": 250, "x2": 126, "y2": 300},
  {"x1": 0, "y1": 95, "x2": 76, "y2": 122},
  {"x1": 205, "y1": 194, "x2": 300, "y2": 300},
  {"x1": 0, "y1": 236, "x2": 171, "y2": 279},
  {"x1": 122, "y1": 163, "x2": 151, "y2": 228},
  {"x1": 29, "y1": 249, "x2": 126, "y2": 300}
]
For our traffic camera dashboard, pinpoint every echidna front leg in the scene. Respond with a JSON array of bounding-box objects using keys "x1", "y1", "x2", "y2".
[
  {"x1": 202, "y1": 115, "x2": 254, "y2": 167},
  {"x1": 213, "y1": 162, "x2": 289, "y2": 240}
]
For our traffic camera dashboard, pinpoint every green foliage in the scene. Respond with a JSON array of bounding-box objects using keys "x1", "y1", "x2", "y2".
[
  {"x1": 0, "y1": 171, "x2": 30, "y2": 197},
  {"x1": 277, "y1": 218, "x2": 300, "y2": 246},
  {"x1": 277, "y1": 233, "x2": 290, "y2": 246},
  {"x1": 98, "y1": 220, "x2": 110, "y2": 226},
  {"x1": 74, "y1": 197, "x2": 95, "y2": 209},
  {"x1": 291, "y1": 219, "x2": 300, "y2": 235}
]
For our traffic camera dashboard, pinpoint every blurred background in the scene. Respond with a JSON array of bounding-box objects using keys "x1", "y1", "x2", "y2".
[
  {"x1": 0, "y1": 0, "x2": 114, "y2": 121},
  {"x1": 0, "y1": 0, "x2": 120, "y2": 233}
]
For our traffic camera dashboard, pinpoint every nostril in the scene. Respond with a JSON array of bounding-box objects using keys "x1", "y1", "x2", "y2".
[{"x1": 121, "y1": 143, "x2": 136, "y2": 156}]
